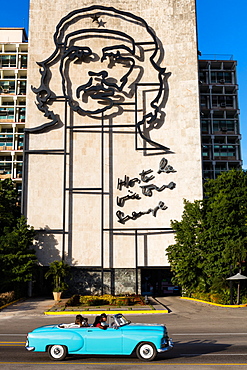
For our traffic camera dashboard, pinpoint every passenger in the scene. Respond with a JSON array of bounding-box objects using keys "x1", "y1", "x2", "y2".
[
  {"x1": 93, "y1": 313, "x2": 108, "y2": 330},
  {"x1": 75, "y1": 314, "x2": 89, "y2": 327},
  {"x1": 82, "y1": 317, "x2": 89, "y2": 327},
  {"x1": 60, "y1": 314, "x2": 89, "y2": 328}
]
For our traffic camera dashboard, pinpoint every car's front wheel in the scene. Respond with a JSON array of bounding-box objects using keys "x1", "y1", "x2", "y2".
[
  {"x1": 48, "y1": 344, "x2": 68, "y2": 361},
  {"x1": 136, "y1": 342, "x2": 157, "y2": 361}
]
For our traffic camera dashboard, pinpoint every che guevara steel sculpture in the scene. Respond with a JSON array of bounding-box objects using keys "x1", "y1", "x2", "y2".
[{"x1": 27, "y1": 5, "x2": 170, "y2": 152}]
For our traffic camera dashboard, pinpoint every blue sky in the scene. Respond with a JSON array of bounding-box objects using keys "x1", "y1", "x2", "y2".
[{"x1": 1, "y1": 0, "x2": 246, "y2": 168}]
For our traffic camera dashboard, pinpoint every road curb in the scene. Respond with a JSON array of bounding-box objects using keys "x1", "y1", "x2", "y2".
[
  {"x1": 0, "y1": 298, "x2": 25, "y2": 311},
  {"x1": 180, "y1": 296, "x2": 247, "y2": 308},
  {"x1": 44, "y1": 309, "x2": 169, "y2": 315}
]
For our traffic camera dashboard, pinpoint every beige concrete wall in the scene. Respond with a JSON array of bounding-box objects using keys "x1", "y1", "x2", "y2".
[{"x1": 26, "y1": 0, "x2": 202, "y2": 268}]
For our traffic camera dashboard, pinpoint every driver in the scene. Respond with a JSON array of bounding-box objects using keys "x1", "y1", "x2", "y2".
[{"x1": 93, "y1": 313, "x2": 108, "y2": 329}]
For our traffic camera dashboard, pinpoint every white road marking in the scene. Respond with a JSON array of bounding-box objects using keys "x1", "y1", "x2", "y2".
[
  {"x1": 181, "y1": 354, "x2": 247, "y2": 356},
  {"x1": 0, "y1": 334, "x2": 26, "y2": 336}
]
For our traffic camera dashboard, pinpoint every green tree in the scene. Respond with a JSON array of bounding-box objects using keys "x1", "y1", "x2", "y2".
[
  {"x1": 167, "y1": 169, "x2": 247, "y2": 299},
  {"x1": 202, "y1": 169, "x2": 247, "y2": 287},
  {"x1": 0, "y1": 179, "x2": 36, "y2": 294},
  {"x1": 0, "y1": 179, "x2": 21, "y2": 234},
  {"x1": 167, "y1": 200, "x2": 207, "y2": 295}
]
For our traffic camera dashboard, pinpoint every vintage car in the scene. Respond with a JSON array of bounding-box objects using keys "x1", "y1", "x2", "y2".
[{"x1": 26, "y1": 313, "x2": 173, "y2": 361}]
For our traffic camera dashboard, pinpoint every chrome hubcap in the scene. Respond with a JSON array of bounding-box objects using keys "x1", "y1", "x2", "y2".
[{"x1": 141, "y1": 345, "x2": 153, "y2": 358}]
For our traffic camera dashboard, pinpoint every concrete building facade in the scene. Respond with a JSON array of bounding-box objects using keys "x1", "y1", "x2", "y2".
[
  {"x1": 24, "y1": 0, "x2": 203, "y2": 295},
  {"x1": 0, "y1": 28, "x2": 27, "y2": 197},
  {"x1": 199, "y1": 56, "x2": 242, "y2": 180}
]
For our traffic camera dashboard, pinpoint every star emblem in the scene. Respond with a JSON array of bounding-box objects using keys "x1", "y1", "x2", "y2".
[
  {"x1": 91, "y1": 14, "x2": 100, "y2": 23},
  {"x1": 98, "y1": 19, "x2": 106, "y2": 28}
]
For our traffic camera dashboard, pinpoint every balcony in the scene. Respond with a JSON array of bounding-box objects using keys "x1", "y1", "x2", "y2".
[{"x1": 0, "y1": 171, "x2": 11, "y2": 179}]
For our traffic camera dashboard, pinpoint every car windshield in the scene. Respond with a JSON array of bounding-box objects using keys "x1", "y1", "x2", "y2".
[{"x1": 114, "y1": 314, "x2": 131, "y2": 327}]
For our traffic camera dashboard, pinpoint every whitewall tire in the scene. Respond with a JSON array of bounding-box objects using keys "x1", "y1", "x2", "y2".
[
  {"x1": 136, "y1": 342, "x2": 157, "y2": 361},
  {"x1": 48, "y1": 344, "x2": 67, "y2": 361}
]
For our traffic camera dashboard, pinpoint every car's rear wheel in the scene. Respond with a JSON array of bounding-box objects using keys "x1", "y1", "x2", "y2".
[
  {"x1": 136, "y1": 342, "x2": 157, "y2": 361},
  {"x1": 48, "y1": 344, "x2": 68, "y2": 361}
]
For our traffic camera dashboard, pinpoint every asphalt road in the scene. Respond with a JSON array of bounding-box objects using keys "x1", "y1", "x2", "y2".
[{"x1": 0, "y1": 296, "x2": 247, "y2": 369}]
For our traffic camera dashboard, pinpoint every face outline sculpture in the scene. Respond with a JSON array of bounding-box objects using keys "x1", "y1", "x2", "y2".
[
  {"x1": 60, "y1": 34, "x2": 140, "y2": 116},
  {"x1": 30, "y1": 5, "x2": 170, "y2": 151}
]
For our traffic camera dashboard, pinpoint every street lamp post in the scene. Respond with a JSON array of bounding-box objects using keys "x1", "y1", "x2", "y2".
[{"x1": 226, "y1": 272, "x2": 247, "y2": 305}]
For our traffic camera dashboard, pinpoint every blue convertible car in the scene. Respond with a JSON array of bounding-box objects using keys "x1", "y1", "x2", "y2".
[{"x1": 26, "y1": 313, "x2": 173, "y2": 361}]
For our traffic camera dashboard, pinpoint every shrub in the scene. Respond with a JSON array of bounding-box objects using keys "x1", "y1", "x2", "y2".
[
  {"x1": 79, "y1": 295, "x2": 109, "y2": 306},
  {"x1": 191, "y1": 289, "x2": 231, "y2": 305},
  {"x1": 65, "y1": 294, "x2": 80, "y2": 306},
  {"x1": 91, "y1": 298, "x2": 109, "y2": 306},
  {"x1": 209, "y1": 293, "x2": 221, "y2": 304},
  {"x1": 241, "y1": 296, "x2": 247, "y2": 304},
  {"x1": 0, "y1": 291, "x2": 15, "y2": 307},
  {"x1": 77, "y1": 294, "x2": 147, "y2": 307},
  {"x1": 191, "y1": 291, "x2": 211, "y2": 302},
  {"x1": 101, "y1": 294, "x2": 116, "y2": 305},
  {"x1": 115, "y1": 298, "x2": 126, "y2": 306}
]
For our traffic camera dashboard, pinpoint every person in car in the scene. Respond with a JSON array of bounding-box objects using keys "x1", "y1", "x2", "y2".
[
  {"x1": 75, "y1": 314, "x2": 89, "y2": 327},
  {"x1": 93, "y1": 313, "x2": 108, "y2": 330},
  {"x1": 60, "y1": 314, "x2": 89, "y2": 328}
]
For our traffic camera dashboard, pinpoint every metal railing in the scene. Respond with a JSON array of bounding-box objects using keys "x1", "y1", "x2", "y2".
[{"x1": 199, "y1": 54, "x2": 234, "y2": 61}]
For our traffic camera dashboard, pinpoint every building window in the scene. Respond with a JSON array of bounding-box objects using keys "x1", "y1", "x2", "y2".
[
  {"x1": 212, "y1": 95, "x2": 233, "y2": 108},
  {"x1": 0, "y1": 55, "x2": 16, "y2": 68},
  {"x1": 20, "y1": 55, "x2": 27, "y2": 68},
  {"x1": 18, "y1": 108, "x2": 26, "y2": 122},
  {"x1": 202, "y1": 145, "x2": 210, "y2": 158},
  {"x1": 213, "y1": 120, "x2": 235, "y2": 133},
  {"x1": 16, "y1": 163, "x2": 23, "y2": 178},
  {"x1": 0, "y1": 108, "x2": 14, "y2": 120},
  {"x1": 215, "y1": 163, "x2": 228, "y2": 177},
  {"x1": 201, "y1": 119, "x2": 210, "y2": 133},
  {"x1": 0, "y1": 162, "x2": 11, "y2": 174},
  {"x1": 19, "y1": 81, "x2": 26, "y2": 95},
  {"x1": 199, "y1": 71, "x2": 207, "y2": 83},
  {"x1": 213, "y1": 145, "x2": 236, "y2": 158},
  {"x1": 203, "y1": 163, "x2": 214, "y2": 180},
  {"x1": 0, "y1": 81, "x2": 15, "y2": 94},
  {"x1": 17, "y1": 134, "x2": 24, "y2": 149},
  {"x1": 211, "y1": 71, "x2": 233, "y2": 84},
  {"x1": 200, "y1": 95, "x2": 207, "y2": 108}
]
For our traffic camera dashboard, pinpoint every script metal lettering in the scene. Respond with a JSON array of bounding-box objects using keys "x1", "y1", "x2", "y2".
[
  {"x1": 116, "y1": 192, "x2": 141, "y2": 207},
  {"x1": 117, "y1": 175, "x2": 141, "y2": 191},
  {"x1": 116, "y1": 201, "x2": 168, "y2": 224},
  {"x1": 139, "y1": 169, "x2": 155, "y2": 183},
  {"x1": 157, "y1": 158, "x2": 176, "y2": 174},
  {"x1": 140, "y1": 181, "x2": 176, "y2": 197}
]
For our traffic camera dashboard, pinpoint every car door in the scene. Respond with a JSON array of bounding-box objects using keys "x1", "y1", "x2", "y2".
[{"x1": 85, "y1": 327, "x2": 123, "y2": 354}]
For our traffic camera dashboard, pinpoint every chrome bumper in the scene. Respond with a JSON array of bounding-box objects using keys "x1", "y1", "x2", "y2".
[
  {"x1": 25, "y1": 346, "x2": 35, "y2": 351},
  {"x1": 157, "y1": 338, "x2": 174, "y2": 353}
]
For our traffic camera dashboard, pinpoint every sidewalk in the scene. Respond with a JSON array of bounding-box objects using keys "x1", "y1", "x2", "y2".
[
  {"x1": 0, "y1": 296, "x2": 169, "y2": 316},
  {"x1": 0, "y1": 297, "x2": 55, "y2": 316}
]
